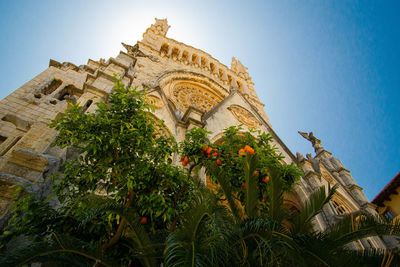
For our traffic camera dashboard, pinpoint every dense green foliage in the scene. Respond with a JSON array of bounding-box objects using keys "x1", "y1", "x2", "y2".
[
  {"x1": 179, "y1": 126, "x2": 302, "y2": 218},
  {"x1": 1, "y1": 79, "x2": 400, "y2": 266},
  {"x1": 0, "y1": 79, "x2": 193, "y2": 266}
]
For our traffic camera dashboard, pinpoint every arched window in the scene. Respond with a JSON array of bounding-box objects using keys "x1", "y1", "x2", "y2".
[
  {"x1": 171, "y1": 47, "x2": 180, "y2": 59},
  {"x1": 191, "y1": 54, "x2": 199, "y2": 65},
  {"x1": 210, "y1": 62, "x2": 216, "y2": 73},
  {"x1": 160, "y1": 43, "x2": 169, "y2": 55},
  {"x1": 331, "y1": 196, "x2": 352, "y2": 215},
  {"x1": 201, "y1": 57, "x2": 207, "y2": 68},
  {"x1": 332, "y1": 200, "x2": 347, "y2": 215},
  {"x1": 182, "y1": 51, "x2": 189, "y2": 62}
]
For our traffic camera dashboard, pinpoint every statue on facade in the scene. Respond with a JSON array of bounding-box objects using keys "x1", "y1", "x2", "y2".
[
  {"x1": 298, "y1": 131, "x2": 324, "y2": 154},
  {"x1": 121, "y1": 42, "x2": 159, "y2": 62}
]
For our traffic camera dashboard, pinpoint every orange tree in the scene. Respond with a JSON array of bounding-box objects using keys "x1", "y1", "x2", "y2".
[
  {"x1": 0, "y1": 79, "x2": 194, "y2": 266},
  {"x1": 166, "y1": 127, "x2": 400, "y2": 266},
  {"x1": 178, "y1": 126, "x2": 302, "y2": 218}
]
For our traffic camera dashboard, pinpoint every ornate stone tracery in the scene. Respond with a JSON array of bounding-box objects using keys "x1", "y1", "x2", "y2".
[
  {"x1": 331, "y1": 196, "x2": 352, "y2": 215},
  {"x1": 228, "y1": 105, "x2": 262, "y2": 129},
  {"x1": 171, "y1": 84, "x2": 221, "y2": 113}
]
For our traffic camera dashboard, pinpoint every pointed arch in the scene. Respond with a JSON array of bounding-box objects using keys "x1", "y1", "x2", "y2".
[
  {"x1": 157, "y1": 71, "x2": 228, "y2": 115},
  {"x1": 330, "y1": 192, "x2": 357, "y2": 215}
]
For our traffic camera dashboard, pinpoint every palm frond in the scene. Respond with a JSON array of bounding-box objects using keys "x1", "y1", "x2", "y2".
[
  {"x1": 0, "y1": 233, "x2": 116, "y2": 267},
  {"x1": 207, "y1": 164, "x2": 244, "y2": 222},
  {"x1": 267, "y1": 168, "x2": 288, "y2": 226},
  {"x1": 322, "y1": 212, "x2": 400, "y2": 249},
  {"x1": 77, "y1": 194, "x2": 157, "y2": 267},
  {"x1": 290, "y1": 184, "x2": 337, "y2": 234},
  {"x1": 242, "y1": 154, "x2": 259, "y2": 217},
  {"x1": 164, "y1": 184, "x2": 232, "y2": 267},
  {"x1": 329, "y1": 248, "x2": 400, "y2": 267}
]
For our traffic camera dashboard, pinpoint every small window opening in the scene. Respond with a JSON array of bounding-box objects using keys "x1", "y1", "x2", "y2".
[
  {"x1": 160, "y1": 43, "x2": 169, "y2": 55},
  {"x1": 57, "y1": 85, "x2": 78, "y2": 101},
  {"x1": 171, "y1": 47, "x2": 180, "y2": 58},
  {"x1": 43, "y1": 79, "x2": 62, "y2": 95},
  {"x1": 82, "y1": 100, "x2": 93, "y2": 113},
  {"x1": 34, "y1": 93, "x2": 42, "y2": 99},
  {"x1": 59, "y1": 93, "x2": 70, "y2": 101},
  {"x1": 201, "y1": 57, "x2": 207, "y2": 67},
  {"x1": 332, "y1": 200, "x2": 347, "y2": 215},
  {"x1": 191, "y1": 54, "x2": 198, "y2": 64},
  {"x1": 210, "y1": 62, "x2": 216, "y2": 72},
  {"x1": 182, "y1": 51, "x2": 189, "y2": 61}
]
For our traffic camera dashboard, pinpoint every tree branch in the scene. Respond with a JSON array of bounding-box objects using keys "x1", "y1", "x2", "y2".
[{"x1": 101, "y1": 190, "x2": 135, "y2": 251}]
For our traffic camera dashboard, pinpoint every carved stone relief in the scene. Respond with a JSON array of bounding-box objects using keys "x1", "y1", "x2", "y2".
[
  {"x1": 228, "y1": 105, "x2": 262, "y2": 129},
  {"x1": 171, "y1": 83, "x2": 222, "y2": 113},
  {"x1": 331, "y1": 195, "x2": 352, "y2": 215}
]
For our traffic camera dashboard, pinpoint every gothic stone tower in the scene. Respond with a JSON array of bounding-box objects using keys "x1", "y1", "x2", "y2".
[{"x1": 0, "y1": 18, "x2": 388, "y2": 249}]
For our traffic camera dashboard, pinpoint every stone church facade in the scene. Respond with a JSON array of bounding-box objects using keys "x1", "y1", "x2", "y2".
[{"x1": 0, "y1": 19, "x2": 393, "y2": 249}]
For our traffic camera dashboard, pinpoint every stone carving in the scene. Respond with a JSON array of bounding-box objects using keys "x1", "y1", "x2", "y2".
[
  {"x1": 231, "y1": 57, "x2": 248, "y2": 75},
  {"x1": 122, "y1": 43, "x2": 159, "y2": 62},
  {"x1": 172, "y1": 84, "x2": 222, "y2": 113},
  {"x1": 146, "y1": 95, "x2": 164, "y2": 109},
  {"x1": 298, "y1": 131, "x2": 323, "y2": 153},
  {"x1": 153, "y1": 18, "x2": 170, "y2": 36},
  {"x1": 228, "y1": 105, "x2": 262, "y2": 129},
  {"x1": 331, "y1": 196, "x2": 352, "y2": 215}
]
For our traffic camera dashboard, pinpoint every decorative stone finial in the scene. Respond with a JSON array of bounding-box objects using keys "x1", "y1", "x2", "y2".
[
  {"x1": 142, "y1": 18, "x2": 171, "y2": 49},
  {"x1": 154, "y1": 18, "x2": 170, "y2": 36},
  {"x1": 231, "y1": 57, "x2": 248, "y2": 75},
  {"x1": 298, "y1": 131, "x2": 324, "y2": 154}
]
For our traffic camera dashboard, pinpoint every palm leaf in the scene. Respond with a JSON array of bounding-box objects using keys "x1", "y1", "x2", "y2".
[
  {"x1": 164, "y1": 183, "x2": 232, "y2": 267},
  {"x1": 290, "y1": 184, "x2": 337, "y2": 234},
  {"x1": 242, "y1": 154, "x2": 259, "y2": 218},
  {"x1": 267, "y1": 167, "x2": 288, "y2": 226},
  {"x1": 78, "y1": 194, "x2": 157, "y2": 267},
  {"x1": 207, "y1": 164, "x2": 244, "y2": 222},
  {"x1": 322, "y1": 212, "x2": 400, "y2": 249},
  {"x1": 329, "y1": 248, "x2": 400, "y2": 267},
  {"x1": 0, "y1": 233, "x2": 116, "y2": 267}
]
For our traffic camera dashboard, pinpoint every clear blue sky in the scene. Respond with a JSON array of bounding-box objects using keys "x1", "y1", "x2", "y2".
[{"x1": 0, "y1": 0, "x2": 399, "y2": 200}]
